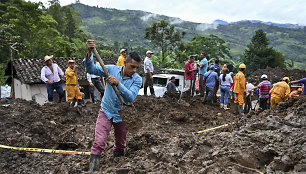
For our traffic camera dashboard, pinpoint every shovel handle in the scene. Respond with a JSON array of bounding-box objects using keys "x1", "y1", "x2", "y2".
[{"x1": 91, "y1": 48, "x2": 125, "y2": 105}]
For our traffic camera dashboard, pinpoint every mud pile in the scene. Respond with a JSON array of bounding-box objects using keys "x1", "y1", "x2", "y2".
[
  {"x1": 0, "y1": 95, "x2": 305, "y2": 173},
  {"x1": 247, "y1": 67, "x2": 306, "y2": 83}
]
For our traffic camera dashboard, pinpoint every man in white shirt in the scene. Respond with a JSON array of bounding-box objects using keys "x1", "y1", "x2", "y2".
[
  {"x1": 143, "y1": 50, "x2": 155, "y2": 96},
  {"x1": 244, "y1": 79, "x2": 256, "y2": 113},
  {"x1": 87, "y1": 55, "x2": 105, "y2": 103},
  {"x1": 40, "y1": 55, "x2": 65, "y2": 103}
]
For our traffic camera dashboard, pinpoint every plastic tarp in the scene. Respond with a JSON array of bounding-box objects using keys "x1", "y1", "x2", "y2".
[{"x1": 1, "y1": 85, "x2": 11, "y2": 98}]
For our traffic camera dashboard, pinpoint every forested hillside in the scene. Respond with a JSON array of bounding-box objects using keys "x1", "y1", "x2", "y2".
[{"x1": 72, "y1": 3, "x2": 306, "y2": 69}]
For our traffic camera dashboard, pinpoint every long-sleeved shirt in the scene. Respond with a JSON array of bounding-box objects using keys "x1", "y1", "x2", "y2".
[
  {"x1": 65, "y1": 67, "x2": 77, "y2": 85},
  {"x1": 270, "y1": 81, "x2": 290, "y2": 100},
  {"x1": 83, "y1": 54, "x2": 142, "y2": 123},
  {"x1": 233, "y1": 71, "x2": 246, "y2": 94},
  {"x1": 87, "y1": 62, "x2": 101, "y2": 82},
  {"x1": 41, "y1": 64, "x2": 64, "y2": 83}
]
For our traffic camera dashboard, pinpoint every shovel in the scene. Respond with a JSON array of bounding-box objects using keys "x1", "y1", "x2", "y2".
[{"x1": 91, "y1": 48, "x2": 142, "y2": 133}]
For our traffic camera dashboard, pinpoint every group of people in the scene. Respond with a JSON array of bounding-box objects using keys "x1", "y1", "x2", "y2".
[
  {"x1": 181, "y1": 53, "x2": 306, "y2": 115},
  {"x1": 40, "y1": 41, "x2": 305, "y2": 172},
  {"x1": 40, "y1": 55, "x2": 105, "y2": 106}
]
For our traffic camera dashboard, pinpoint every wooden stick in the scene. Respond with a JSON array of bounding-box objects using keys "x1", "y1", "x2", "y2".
[
  {"x1": 230, "y1": 162, "x2": 264, "y2": 174},
  {"x1": 91, "y1": 48, "x2": 125, "y2": 105}
]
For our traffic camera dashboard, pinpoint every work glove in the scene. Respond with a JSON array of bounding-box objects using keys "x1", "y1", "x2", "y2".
[{"x1": 89, "y1": 82, "x2": 93, "y2": 86}]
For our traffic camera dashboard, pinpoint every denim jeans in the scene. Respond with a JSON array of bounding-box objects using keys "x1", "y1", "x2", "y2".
[
  {"x1": 205, "y1": 86, "x2": 214, "y2": 102},
  {"x1": 220, "y1": 85, "x2": 230, "y2": 105},
  {"x1": 46, "y1": 81, "x2": 64, "y2": 101}
]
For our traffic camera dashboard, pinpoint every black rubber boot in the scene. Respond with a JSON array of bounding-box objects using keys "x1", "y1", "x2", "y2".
[
  {"x1": 238, "y1": 105, "x2": 245, "y2": 116},
  {"x1": 88, "y1": 154, "x2": 101, "y2": 172},
  {"x1": 234, "y1": 103, "x2": 239, "y2": 115},
  {"x1": 113, "y1": 150, "x2": 124, "y2": 158}
]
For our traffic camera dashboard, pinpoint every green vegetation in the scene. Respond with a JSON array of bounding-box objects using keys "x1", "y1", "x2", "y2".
[
  {"x1": 144, "y1": 20, "x2": 185, "y2": 66},
  {"x1": 240, "y1": 29, "x2": 286, "y2": 75},
  {"x1": 72, "y1": 3, "x2": 306, "y2": 69}
]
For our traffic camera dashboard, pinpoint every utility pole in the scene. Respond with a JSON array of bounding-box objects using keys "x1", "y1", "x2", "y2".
[{"x1": 10, "y1": 42, "x2": 17, "y2": 99}]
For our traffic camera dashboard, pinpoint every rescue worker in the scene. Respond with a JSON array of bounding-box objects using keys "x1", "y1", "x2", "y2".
[
  {"x1": 65, "y1": 60, "x2": 84, "y2": 106},
  {"x1": 116, "y1": 49, "x2": 127, "y2": 66},
  {"x1": 269, "y1": 77, "x2": 291, "y2": 108},
  {"x1": 198, "y1": 52, "x2": 208, "y2": 96},
  {"x1": 289, "y1": 88, "x2": 302, "y2": 98},
  {"x1": 233, "y1": 64, "x2": 246, "y2": 115},
  {"x1": 290, "y1": 77, "x2": 306, "y2": 96}
]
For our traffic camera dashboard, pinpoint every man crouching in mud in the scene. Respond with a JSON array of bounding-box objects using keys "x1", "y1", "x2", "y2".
[{"x1": 83, "y1": 40, "x2": 142, "y2": 172}]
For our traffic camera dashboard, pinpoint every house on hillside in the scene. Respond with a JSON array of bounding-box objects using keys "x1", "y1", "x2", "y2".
[
  {"x1": 6, "y1": 57, "x2": 117, "y2": 105},
  {"x1": 6, "y1": 55, "x2": 162, "y2": 104}
]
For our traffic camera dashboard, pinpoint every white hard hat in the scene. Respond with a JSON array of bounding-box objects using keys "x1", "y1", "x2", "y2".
[
  {"x1": 261, "y1": 74, "x2": 268, "y2": 79},
  {"x1": 146, "y1": 50, "x2": 153, "y2": 54}
]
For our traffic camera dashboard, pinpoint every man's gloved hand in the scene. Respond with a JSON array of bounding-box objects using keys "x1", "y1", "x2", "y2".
[{"x1": 89, "y1": 82, "x2": 93, "y2": 86}]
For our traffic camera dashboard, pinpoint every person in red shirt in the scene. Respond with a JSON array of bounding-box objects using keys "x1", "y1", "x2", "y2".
[{"x1": 183, "y1": 55, "x2": 198, "y2": 92}]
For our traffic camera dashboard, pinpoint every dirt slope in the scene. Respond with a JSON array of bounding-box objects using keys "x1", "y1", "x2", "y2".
[{"x1": 0, "y1": 95, "x2": 305, "y2": 173}]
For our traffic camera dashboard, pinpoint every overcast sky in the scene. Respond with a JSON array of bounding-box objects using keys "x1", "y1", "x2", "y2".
[{"x1": 28, "y1": 0, "x2": 306, "y2": 25}]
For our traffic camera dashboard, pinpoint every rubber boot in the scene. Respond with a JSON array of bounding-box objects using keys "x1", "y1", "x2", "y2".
[
  {"x1": 238, "y1": 105, "x2": 244, "y2": 116},
  {"x1": 78, "y1": 99, "x2": 85, "y2": 107},
  {"x1": 113, "y1": 150, "x2": 124, "y2": 158},
  {"x1": 220, "y1": 103, "x2": 224, "y2": 109},
  {"x1": 89, "y1": 154, "x2": 101, "y2": 172},
  {"x1": 234, "y1": 103, "x2": 239, "y2": 115},
  {"x1": 70, "y1": 99, "x2": 76, "y2": 106},
  {"x1": 224, "y1": 105, "x2": 230, "y2": 110}
]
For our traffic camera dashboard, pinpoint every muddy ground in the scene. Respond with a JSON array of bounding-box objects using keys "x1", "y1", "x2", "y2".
[
  {"x1": 247, "y1": 67, "x2": 306, "y2": 84},
  {"x1": 0, "y1": 92, "x2": 305, "y2": 173}
]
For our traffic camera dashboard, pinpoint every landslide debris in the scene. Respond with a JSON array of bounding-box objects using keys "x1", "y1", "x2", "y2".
[{"x1": 0, "y1": 95, "x2": 305, "y2": 173}]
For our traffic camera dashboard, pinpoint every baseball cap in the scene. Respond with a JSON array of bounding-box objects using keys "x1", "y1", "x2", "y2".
[
  {"x1": 261, "y1": 74, "x2": 268, "y2": 79},
  {"x1": 146, "y1": 50, "x2": 153, "y2": 54},
  {"x1": 120, "y1": 49, "x2": 127, "y2": 53}
]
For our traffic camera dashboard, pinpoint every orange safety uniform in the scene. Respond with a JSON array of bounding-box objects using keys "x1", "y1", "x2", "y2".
[
  {"x1": 65, "y1": 67, "x2": 82, "y2": 102},
  {"x1": 233, "y1": 71, "x2": 246, "y2": 105},
  {"x1": 269, "y1": 81, "x2": 290, "y2": 107},
  {"x1": 289, "y1": 90, "x2": 302, "y2": 98},
  {"x1": 116, "y1": 54, "x2": 125, "y2": 66}
]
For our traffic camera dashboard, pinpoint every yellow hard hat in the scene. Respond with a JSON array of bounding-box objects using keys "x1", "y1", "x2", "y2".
[
  {"x1": 44, "y1": 55, "x2": 53, "y2": 62},
  {"x1": 239, "y1": 64, "x2": 246, "y2": 69},
  {"x1": 68, "y1": 60, "x2": 75, "y2": 63},
  {"x1": 283, "y1": 77, "x2": 290, "y2": 81},
  {"x1": 224, "y1": 64, "x2": 227, "y2": 67},
  {"x1": 120, "y1": 49, "x2": 127, "y2": 53}
]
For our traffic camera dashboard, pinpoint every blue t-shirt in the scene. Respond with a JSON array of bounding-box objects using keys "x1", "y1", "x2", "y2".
[
  {"x1": 198, "y1": 58, "x2": 208, "y2": 75},
  {"x1": 298, "y1": 78, "x2": 306, "y2": 95},
  {"x1": 204, "y1": 70, "x2": 218, "y2": 89}
]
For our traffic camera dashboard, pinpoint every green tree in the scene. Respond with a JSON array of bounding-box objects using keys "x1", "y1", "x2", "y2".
[
  {"x1": 182, "y1": 34, "x2": 231, "y2": 62},
  {"x1": 240, "y1": 29, "x2": 286, "y2": 73},
  {"x1": 144, "y1": 19, "x2": 185, "y2": 66}
]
